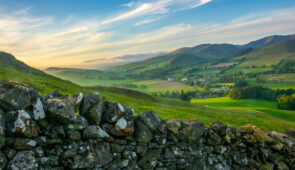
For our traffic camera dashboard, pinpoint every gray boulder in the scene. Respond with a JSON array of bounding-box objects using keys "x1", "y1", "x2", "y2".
[
  {"x1": 83, "y1": 125, "x2": 111, "y2": 140},
  {"x1": 79, "y1": 93, "x2": 99, "y2": 115},
  {"x1": 166, "y1": 119, "x2": 181, "y2": 135},
  {"x1": 44, "y1": 95, "x2": 76, "y2": 125},
  {"x1": 80, "y1": 93, "x2": 104, "y2": 125},
  {"x1": 138, "y1": 111, "x2": 162, "y2": 132},
  {"x1": 0, "y1": 82, "x2": 32, "y2": 111},
  {"x1": 7, "y1": 110, "x2": 39, "y2": 138},
  {"x1": 66, "y1": 116, "x2": 88, "y2": 131},
  {"x1": 188, "y1": 121, "x2": 206, "y2": 142},
  {"x1": 7, "y1": 151, "x2": 38, "y2": 170},
  {"x1": 114, "y1": 108, "x2": 135, "y2": 136},
  {"x1": 135, "y1": 120, "x2": 153, "y2": 143},
  {"x1": 103, "y1": 102, "x2": 126, "y2": 123},
  {"x1": 13, "y1": 138, "x2": 37, "y2": 150}
]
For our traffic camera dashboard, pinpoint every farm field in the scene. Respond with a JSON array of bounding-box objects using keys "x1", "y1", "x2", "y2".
[{"x1": 192, "y1": 97, "x2": 295, "y2": 122}]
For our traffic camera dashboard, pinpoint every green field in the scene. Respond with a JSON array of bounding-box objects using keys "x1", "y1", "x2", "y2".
[{"x1": 192, "y1": 97, "x2": 295, "y2": 122}]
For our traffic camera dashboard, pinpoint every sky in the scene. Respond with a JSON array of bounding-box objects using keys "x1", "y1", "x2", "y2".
[{"x1": 1, "y1": 0, "x2": 295, "y2": 69}]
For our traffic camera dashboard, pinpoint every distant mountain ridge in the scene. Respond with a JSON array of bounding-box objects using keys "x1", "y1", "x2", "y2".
[
  {"x1": 242, "y1": 34, "x2": 295, "y2": 49},
  {"x1": 112, "y1": 34, "x2": 295, "y2": 78}
]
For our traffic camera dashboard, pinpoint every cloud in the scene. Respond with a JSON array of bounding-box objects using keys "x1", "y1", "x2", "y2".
[
  {"x1": 134, "y1": 18, "x2": 158, "y2": 26},
  {"x1": 1, "y1": 5, "x2": 295, "y2": 69},
  {"x1": 102, "y1": 0, "x2": 212, "y2": 24},
  {"x1": 122, "y1": 2, "x2": 135, "y2": 8}
]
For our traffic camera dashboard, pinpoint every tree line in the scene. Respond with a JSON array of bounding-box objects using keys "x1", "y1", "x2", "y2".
[{"x1": 230, "y1": 85, "x2": 295, "y2": 110}]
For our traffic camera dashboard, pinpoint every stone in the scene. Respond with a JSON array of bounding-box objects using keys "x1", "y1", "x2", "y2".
[
  {"x1": 95, "y1": 142, "x2": 113, "y2": 167},
  {"x1": 284, "y1": 128, "x2": 295, "y2": 139},
  {"x1": 215, "y1": 145, "x2": 227, "y2": 154},
  {"x1": 44, "y1": 95, "x2": 77, "y2": 125},
  {"x1": 252, "y1": 126, "x2": 266, "y2": 143},
  {"x1": 122, "y1": 150, "x2": 137, "y2": 160},
  {"x1": 83, "y1": 125, "x2": 111, "y2": 140},
  {"x1": 34, "y1": 146, "x2": 44, "y2": 157},
  {"x1": 65, "y1": 116, "x2": 88, "y2": 131},
  {"x1": 7, "y1": 151, "x2": 38, "y2": 170},
  {"x1": 0, "y1": 108, "x2": 5, "y2": 149},
  {"x1": 164, "y1": 148, "x2": 175, "y2": 159},
  {"x1": 40, "y1": 156, "x2": 59, "y2": 167},
  {"x1": 241, "y1": 124, "x2": 255, "y2": 134},
  {"x1": 225, "y1": 126, "x2": 240, "y2": 143},
  {"x1": 135, "y1": 120, "x2": 153, "y2": 143},
  {"x1": 43, "y1": 124, "x2": 65, "y2": 139},
  {"x1": 138, "y1": 149, "x2": 161, "y2": 169},
  {"x1": 0, "y1": 152, "x2": 7, "y2": 169},
  {"x1": 81, "y1": 95, "x2": 104, "y2": 125},
  {"x1": 79, "y1": 93, "x2": 100, "y2": 116},
  {"x1": 10, "y1": 110, "x2": 39, "y2": 138},
  {"x1": 277, "y1": 161, "x2": 289, "y2": 170},
  {"x1": 66, "y1": 130, "x2": 81, "y2": 140},
  {"x1": 188, "y1": 121, "x2": 206, "y2": 142},
  {"x1": 115, "y1": 108, "x2": 135, "y2": 136},
  {"x1": 138, "y1": 111, "x2": 162, "y2": 132},
  {"x1": 104, "y1": 102, "x2": 126, "y2": 123},
  {"x1": 106, "y1": 159, "x2": 130, "y2": 169},
  {"x1": 32, "y1": 97, "x2": 46, "y2": 121},
  {"x1": 3, "y1": 148, "x2": 16, "y2": 159},
  {"x1": 13, "y1": 138, "x2": 37, "y2": 150},
  {"x1": 0, "y1": 82, "x2": 32, "y2": 111},
  {"x1": 73, "y1": 92, "x2": 83, "y2": 112},
  {"x1": 70, "y1": 153, "x2": 98, "y2": 169},
  {"x1": 210, "y1": 121, "x2": 227, "y2": 136},
  {"x1": 166, "y1": 119, "x2": 181, "y2": 135},
  {"x1": 271, "y1": 142, "x2": 284, "y2": 151},
  {"x1": 111, "y1": 143, "x2": 125, "y2": 153}
]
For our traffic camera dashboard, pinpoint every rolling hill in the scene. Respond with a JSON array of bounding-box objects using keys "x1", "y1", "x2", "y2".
[
  {"x1": 230, "y1": 37, "x2": 295, "y2": 73},
  {"x1": 0, "y1": 51, "x2": 294, "y2": 131},
  {"x1": 112, "y1": 34, "x2": 295, "y2": 78},
  {"x1": 242, "y1": 34, "x2": 295, "y2": 49}
]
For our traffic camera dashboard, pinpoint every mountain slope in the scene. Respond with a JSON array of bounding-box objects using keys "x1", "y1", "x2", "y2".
[
  {"x1": 237, "y1": 37, "x2": 295, "y2": 67},
  {"x1": 112, "y1": 34, "x2": 295, "y2": 77},
  {"x1": 243, "y1": 34, "x2": 295, "y2": 49},
  {"x1": 0, "y1": 51, "x2": 294, "y2": 131},
  {"x1": 0, "y1": 52, "x2": 89, "y2": 95},
  {"x1": 113, "y1": 44, "x2": 242, "y2": 74}
]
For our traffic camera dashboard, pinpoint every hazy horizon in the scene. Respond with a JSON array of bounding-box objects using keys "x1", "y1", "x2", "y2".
[{"x1": 1, "y1": 0, "x2": 295, "y2": 69}]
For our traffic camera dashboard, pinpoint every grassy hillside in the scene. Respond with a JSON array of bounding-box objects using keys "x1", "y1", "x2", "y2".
[
  {"x1": 113, "y1": 44, "x2": 242, "y2": 74},
  {"x1": 229, "y1": 38, "x2": 295, "y2": 73},
  {"x1": 0, "y1": 52, "x2": 87, "y2": 95},
  {"x1": 1, "y1": 52, "x2": 295, "y2": 132},
  {"x1": 192, "y1": 97, "x2": 295, "y2": 121},
  {"x1": 242, "y1": 34, "x2": 295, "y2": 49},
  {"x1": 111, "y1": 34, "x2": 295, "y2": 78}
]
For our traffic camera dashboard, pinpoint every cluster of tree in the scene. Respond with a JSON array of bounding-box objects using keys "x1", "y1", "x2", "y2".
[
  {"x1": 277, "y1": 94, "x2": 295, "y2": 110},
  {"x1": 273, "y1": 59, "x2": 295, "y2": 73},
  {"x1": 230, "y1": 85, "x2": 295, "y2": 102},
  {"x1": 152, "y1": 90, "x2": 192, "y2": 101},
  {"x1": 219, "y1": 73, "x2": 243, "y2": 83},
  {"x1": 152, "y1": 89, "x2": 227, "y2": 101}
]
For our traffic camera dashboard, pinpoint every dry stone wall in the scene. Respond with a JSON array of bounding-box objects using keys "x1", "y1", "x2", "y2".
[{"x1": 0, "y1": 81, "x2": 294, "y2": 170}]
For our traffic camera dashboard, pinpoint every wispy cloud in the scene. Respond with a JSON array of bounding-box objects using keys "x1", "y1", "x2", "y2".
[
  {"x1": 102, "y1": 0, "x2": 212, "y2": 24},
  {"x1": 134, "y1": 18, "x2": 159, "y2": 26},
  {"x1": 1, "y1": 4, "x2": 295, "y2": 69}
]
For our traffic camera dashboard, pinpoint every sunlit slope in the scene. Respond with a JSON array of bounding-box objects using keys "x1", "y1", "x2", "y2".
[
  {"x1": 113, "y1": 44, "x2": 242, "y2": 73},
  {"x1": 233, "y1": 38, "x2": 295, "y2": 69},
  {"x1": 0, "y1": 51, "x2": 294, "y2": 131}
]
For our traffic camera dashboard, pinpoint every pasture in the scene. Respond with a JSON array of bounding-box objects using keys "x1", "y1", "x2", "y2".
[{"x1": 192, "y1": 97, "x2": 295, "y2": 122}]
